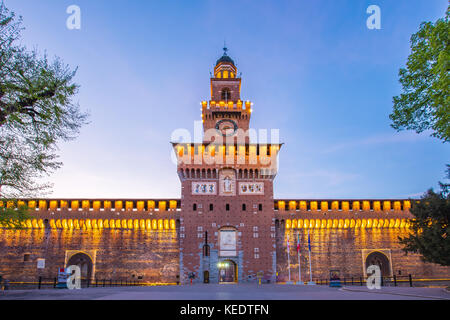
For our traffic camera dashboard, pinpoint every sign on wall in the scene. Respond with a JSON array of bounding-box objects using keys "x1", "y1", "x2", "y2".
[
  {"x1": 37, "y1": 258, "x2": 45, "y2": 269},
  {"x1": 192, "y1": 182, "x2": 216, "y2": 195},
  {"x1": 239, "y1": 182, "x2": 264, "y2": 195},
  {"x1": 220, "y1": 229, "x2": 237, "y2": 257}
]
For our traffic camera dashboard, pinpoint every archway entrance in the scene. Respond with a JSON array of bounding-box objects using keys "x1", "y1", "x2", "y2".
[
  {"x1": 67, "y1": 252, "x2": 93, "y2": 283},
  {"x1": 365, "y1": 251, "x2": 391, "y2": 277},
  {"x1": 218, "y1": 260, "x2": 237, "y2": 284}
]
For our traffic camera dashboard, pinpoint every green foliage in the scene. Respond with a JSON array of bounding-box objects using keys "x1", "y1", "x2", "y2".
[
  {"x1": 0, "y1": 2, "x2": 88, "y2": 199},
  {"x1": 399, "y1": 181, "x2": 450, "y2": 266},
  {"x1": 0, "y1": 199, "x2": 31, "y2": 228},
  {"x1": 390, "y1": 6, "x2": 449, "y2": 143}
]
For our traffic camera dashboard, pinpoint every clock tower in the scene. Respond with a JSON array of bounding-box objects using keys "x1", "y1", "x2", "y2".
[{"x1": 174, "y1": 48, "x2": 282, "y2": 284}]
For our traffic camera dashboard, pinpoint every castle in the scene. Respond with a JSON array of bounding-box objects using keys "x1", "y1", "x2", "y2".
[{"x1": 1, "y1": 49, "x2": 449, "y2": 285}]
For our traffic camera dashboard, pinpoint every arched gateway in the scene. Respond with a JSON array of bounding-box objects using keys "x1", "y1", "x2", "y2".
[
  {"x1": 67, "y1": 252, "x2": 93, "y2": 281},
  {"x1": 365, "y1": 251, "x2": 391, "y2": 277}
]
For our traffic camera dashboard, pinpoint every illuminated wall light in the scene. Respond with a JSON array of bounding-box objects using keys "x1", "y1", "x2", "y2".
[
  {"x1": 146, "y1": 219, "x2": 152, "y2": 230},
  {"x1": 50, "y1": 219, "x2": 56, "y2": 229},
  {"x1": 158, "y1": 219, "x2": 164, "y2": 230},
  {"x1": 170, "y1": 219, "x2": 176, "y2": 230},
  {"x1": 68, "y1": 219, "x2": 74, "y2": 229},
  {"x1": 39, "y1": 201, "x2": 47, "y2": 211},
  {"x1": 338, "y1": 219, "x2": 344, "y2": 229},
  {"x1": 361, "y1": 219, "x2": 367, "y2": 228},
  {"x1": 140, "y1": 219, "x2": 145, "y2": 230},
  {"x1": 404, "y1": 201, "x2": 411, "y2": 210},
  {"x1": 126, "y1": 201, "x2": 134, "y2": 211},
  {"x1": 350, "y1": 219, "x2": 356, "y2": 228},
  {"x1": 321, "y1": 219, "x2": 327, "y2": 229},
  {"x1": 372, "y1": 219, "x2": 379, "y2": 228},
  {"x1": 394, "y1": 201, "x2": 401, "y2": 211},
  {"x1": 298, "y1": 219, "x2": 303, "y2": 229},
  {"x1": 400, "y1": 219, "x2": 406, "y2": 228},
  {"x1": 61, "y1": 201, "x2": 68, "y2": 210},
  {"x1": 331, "y1": 201, "x2": 339, "y2": 211},
  {"x1": 327, "y1": 219, "x2": 332, "y2": 229},
  {"x1": 299, "y1": 201, "x2": 307, "y2": 211},
  {"x1": 291, "y1": 219, "x2": 297, "y2": 229},
  {"x1": 286, "y1": 219, "x2": 291, "y2": 229},
  {"x1": 344, "y1": 219, "x2": 350, "y2": 229},
  {"x1": 71, "y1": 201, "x2": 79, "y2": 211},
  {"x1": 289, "y1": 201, "x2": 297, "y2": 211},
  {"x1": 394, "y1": 219, "x2": 401, "y2": 228},
  {"x1": 127, "y1": 219, "x2": 133, "y2": 229},
  {"x1": 133, "y1": 220, "x2": 139, "y2": 230},
  {"x1": 332, "y1": 219, "x2": 338, "y2": 229},
  {"x1": 310, "y1": 202, "x2": 318, "y2": 211},
  {"x1": 115, "y1": 201, "x2": 123, "y2": 211},
  {"x1": 109, "y1": 219, "x2": 115, "y2": 229},
  {"x1": 82, "y1": 201, "x2": 90, "y2": 211},
  {"x1": 304, "y1": 219, "x2": 309, "y2": 229},
  {"x1": 321, "y1": 202, "x2": 328, "y2": 212},
  {"x1": 373, "y1": 201, "x2": 381, "y2": 211},
  {"x1": 50, "y1": 201, "x2": 58, "y2": 210},
  {"x1": 93, "y1": 201, "x2": 101, "y2": 211},
  {"x1": 74, "y1": 219, "x2": 80, "y2": 229},
  {"x1": 104, "y1": 201, "x2": 112, "y2": 210},
  {"x1": 383, "y1": 219, "x2": 390, "y2": 228},
  {"x1": 170, "y1": 201, "x2": 177, "y2": 210},
  {"x1": 148, "y1": 201, "x2": 155, "y2": 211},
  {"x1": 79, "y1": 220, "x2": 85, "y2": 229},
  {"x1": 24, "y1": 201, "x2": 34, "y2": 210},
  {"x1": 389, "y1": 219, "x2": 395, "y2": 228},
  {"x1": 152, "y1": 220, "x2": 158, "y2": 230},
  {"x1": 362, "y1": 201, "x2": 370, "y2": 211},
  {"x1": 62, "y1": 219, "x2": 68, "y2": 229},
  {"x1": 92, "y1": 219, "x2": 98, "y2": 229},
  {"x1": 342, "y1": 202, "x2": 350, "y2": 211},
  {"x1": 37, "y1": 219, "x2": 44, "y2": 228},
  {"x1": 383, "y1": 201, "x2": 391, "y2": 211},
  {"x1": 278, "y1": 201, "x2": 285, "y2": 211},
  {"x1": 164, "y1": 219, "x2": 170, "y2": 230},
  {"x1": 316, "y1": 219, "x2": 322, "y2": 229},
  {"x1": 55, "y1": 220, "x2": 62, "y2": 229},
  {"x1": 159, "y1": 201, "x2": 167, "y2": 212},
  {"x1": 26, "y1": 220, "x2": 32, "y2": 229},
  {"x1": 367, "y1": 219, "x2": 373, "y2": 228},
  {"x1": 86, "y1": 219, "x2": 92, "y2": 229},
  {"x1": 352, "y1": 201, "x2": 360, "y2": 211},
  {"x1": 355, "y1": 219, "x2": 362, "y2": 228}
]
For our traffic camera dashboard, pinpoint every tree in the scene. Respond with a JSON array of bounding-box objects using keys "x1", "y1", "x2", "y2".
[
  {"x1": 390, "y1": 5, "x2": 449, "y2": 143},
  {"x1": 399, "y1": 174, "x2": 450, "y2": 266},
  {"x1": 0, "y1": 2, "x2": 88, "y2": 224}
]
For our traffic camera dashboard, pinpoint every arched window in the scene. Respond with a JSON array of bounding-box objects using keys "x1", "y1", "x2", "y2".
[{"x1": 221, "y1": 88, "x2": 231, "y2": 101}]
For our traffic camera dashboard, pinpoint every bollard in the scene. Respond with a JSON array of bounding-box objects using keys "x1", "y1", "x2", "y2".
[
  {"x1": 393, "y1": 275, "x2": 397, "y2": 287},
  {"x1": 360, "y1": 277, "x2": 363, "y2": 286},
  {"x1": 38, "y1": 276, "x2": 42, "y2": 290},
  {"x1": 409, "y1": 274, "x2": 413, "y2": 287},
  {"x1": 53, "y1": 277, "x2": 57, "y2": 288}
]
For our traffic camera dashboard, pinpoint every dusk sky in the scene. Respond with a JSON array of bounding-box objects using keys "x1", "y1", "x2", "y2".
[{"x1": 8, "y1": 0, "x2": 449, "y2": 199}]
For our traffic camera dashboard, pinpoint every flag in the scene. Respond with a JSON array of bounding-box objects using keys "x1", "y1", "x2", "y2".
[
  {"x1": 308, "y1": 230, "x2": 311, "y2": 252},
  {"x1": 297, "y1": 232, "x2": 300, "y2": 254},
  {"x1": 286, "y1": 233, "x2": 290, "y2": 250}
]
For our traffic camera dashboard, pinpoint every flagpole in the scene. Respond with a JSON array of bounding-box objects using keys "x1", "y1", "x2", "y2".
[
  {"x1": 287, "y1": 233, "x2": 291, "y2": 283},
  {"x1": 308, "y1": 230, "x2": 315, "y2": 285},
  {"x1": 297, "y1": 231, "x2": 302, "y2": 285}
]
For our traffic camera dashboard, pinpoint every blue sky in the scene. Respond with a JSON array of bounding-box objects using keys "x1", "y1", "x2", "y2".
[{"x1": 7, "y1": 0, "x2": 449, "y2": 199}]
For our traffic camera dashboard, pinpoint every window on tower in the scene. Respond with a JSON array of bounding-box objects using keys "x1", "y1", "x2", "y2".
[
  {"x1": 221, "y1": 88, "x2": 231, "y2": 101},
  {"x1": 223, "y1": 70, "x2": 229, "y2": 78}
]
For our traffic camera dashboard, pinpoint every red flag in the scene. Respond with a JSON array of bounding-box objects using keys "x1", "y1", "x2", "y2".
[{"x1": 297, "y1": 233, "x2": 300, "y2": 254}]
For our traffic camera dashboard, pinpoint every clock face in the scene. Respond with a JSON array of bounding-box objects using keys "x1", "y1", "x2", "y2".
[{"x1": 215, "y1": 119, "x2": 238, "y2": 137}]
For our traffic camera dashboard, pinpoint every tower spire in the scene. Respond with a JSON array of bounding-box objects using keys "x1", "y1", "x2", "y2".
[{"x1": 223, "y1": 41, "x2": 228, "y2": 56}]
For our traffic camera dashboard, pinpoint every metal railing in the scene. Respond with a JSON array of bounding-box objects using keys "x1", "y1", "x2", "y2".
[{"x1": 312, "y1": 274, "x2": 450, "y2": 288}]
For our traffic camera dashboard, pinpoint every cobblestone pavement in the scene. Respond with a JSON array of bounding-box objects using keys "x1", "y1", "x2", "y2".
[{"x1": 0, "y1": 284, "x2": 449, "y2": 300}]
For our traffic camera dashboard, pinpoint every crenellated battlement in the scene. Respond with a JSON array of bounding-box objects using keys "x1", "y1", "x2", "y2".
[{"x1": 0, "y1": 199, "x2": 181, "y2": 212}]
